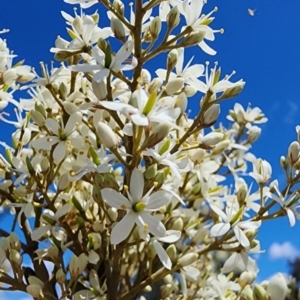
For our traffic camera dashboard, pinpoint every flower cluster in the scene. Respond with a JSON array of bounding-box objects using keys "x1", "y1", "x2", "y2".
[{"x1": 0, "y1": 1, "x2": 298, "y2": 300}]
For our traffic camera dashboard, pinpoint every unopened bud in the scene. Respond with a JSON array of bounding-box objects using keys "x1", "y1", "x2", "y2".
[
  {"x1": 149, "y1": 17, "x2": 162, "y2": 39},
  {"x1": 166, "y1": 6, "x2": 180, "y2": 29},
  {"x1": 240, "y1": 285, "x2": 254, "y2": 300},
  {"x1": 181, "y1": 31, "x2": 205, "y2": 47},
  {"x1": 165, "y1": 78, "x2": 184, "y2": 95},
  {"x1": 167, "y1": 49, "x2": 178, "y2": 73},
  {"x1": 160, "y1": 283, "x2": 173, "y2": 299},
  {"x1": 247, "y1": 126, "x2": 261, "y2": 143},
  {"x1": 211, "y1": 140, "x2": 230, "y2": 155},
  {"x1": 56, "y1": 268, "x2": 66, "y2": 285},
  {"x1": 113, "y1": 0, "x2": 124, "y2": 16},
  {"x1": 9, "y1": 233, "x2": 21, "y2": 251},
  {"x1": 237, "y1": 185, "x2": 247, "y2": 206},
  {"x1": 253, "y1": 284, "x2": 268, "y2": 300},
  {"x1": 144, "y1": 164, "x2": 157, "y2": 180},
  {"x1": 171, "y1": 218, "x2": 183, "y2": 231},
  {"x1": 146, "y1": 124, "x2": 170, "y2": 148},
  {"x1": 97, "y1": 122, "x2": 118, "y2": 149},
  {"x1": 58, "y1": 173, "x2": 70, "y2": 191},
  {"x1": 111, "y1": 17, "x2": 126, "y2": 42},
  {"x1": 280, "y1": 156, "x2": 288, "y2": 170},
  {"x1": 178, "y1": 253, "x2": 198, "y2": 267},
  {"x1": 266, "y1": 273, "x2": 288, "y2": 300},
  {"x1": 288, "y1": 141, "x2": 299, "y2": 165},
  {"x1": 9, "y1": 249, "x2": 22, "y2": 268},
  {"x1": 166, "y1": 245, "x2": 177, "y2": 261},
  {"x1": 192, "y1": 227, "x2": 207, "y2": 244},
  {"x1": 222, "y1": 81, "x2": 245, "y2": 99},
  {"x1": 202, "y1": 104, "x2": 220, "y2": 126},
  {"x1": 176, "y1": 92, "x2": 187, "y2": 113},
  {"x1": 92, "y1": 79, "x2": 107, "y2": 100},
  {"x1": 184, "y1": 86, "x2": 197, "y2": 97},
  {"x1": 240, "y1": 271, "x2": 256, "y2": 287},
  {"x1": 201, "y1": 132, "x2": 223, "y2": 146}
]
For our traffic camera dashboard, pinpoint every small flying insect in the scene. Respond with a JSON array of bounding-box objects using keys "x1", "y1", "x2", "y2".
[{"x1": 248, "y1": 8, "x2": 256, "y2": 16}]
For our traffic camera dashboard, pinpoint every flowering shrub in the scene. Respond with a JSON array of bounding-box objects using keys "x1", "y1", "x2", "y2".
[{"x1": 0, "y1": 0, "x2": 298, "y2": 299}]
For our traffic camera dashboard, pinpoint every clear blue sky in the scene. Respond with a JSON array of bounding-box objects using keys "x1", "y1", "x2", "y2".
[{"x1": 1, "y1": 0, "x2": 300, "y2": 297}]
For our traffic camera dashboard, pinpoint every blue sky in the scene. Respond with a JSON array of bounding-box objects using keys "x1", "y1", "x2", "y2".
[{"x1": 1, "y1": 0, "x2": 300, "y2": 297}]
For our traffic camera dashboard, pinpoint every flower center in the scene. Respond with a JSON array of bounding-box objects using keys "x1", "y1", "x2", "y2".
[{"x1": 132, "y1": 202, "x2": 146, "y2": 212}]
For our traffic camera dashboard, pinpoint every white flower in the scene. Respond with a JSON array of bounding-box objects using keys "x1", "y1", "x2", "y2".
[
  {"x1": 156, "y1": 48, "x2": 204, "y2": 91},
  {"x1": 267, "y1": 180, "x2": 300, "y2": 227},
  {"x1": 70, "y1": 41, "x2": 136, "y2": 83},
  {"x1": 181, "y1": 0, "x2": 220, "y2": 55},
  {"x1": 101, "y1": 168, "x2": 172, "y2": 244},
  {"x1": 210, "y1": 202, "x2": 261, "y2": 249},
  {"x1": 32, "y1": 112, "x2": 84, "y2": 164},
  {"x1": 249, "y1": 158, "x2": 272, "y2": 185}
]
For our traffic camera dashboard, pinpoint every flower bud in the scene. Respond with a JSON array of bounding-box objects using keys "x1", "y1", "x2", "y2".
[
  {"x1": 148, "y1": 78, "x2": 163, "y2": 94},
  {"x1": 201, "y1": 132, "x2": 223, "y2": 146},
  {"x1": 160, "y1": 283, "x2": 173, "y2": 299},
  {"x1": 58, "y1": 173, "x2": 70, "y2": 191},
  {"x1": 178, "y1": 253, "x2": 198, "y2": 267},
  {"x1": 143, "y1": 286, "x2": 152, "y2": 293},
  {"x1": 165, "y1": 78, "x2": 184, "y2": 95},
  {"x1": 146, "y1": 124, "x2": 170, "y2": 148},
  {"x1": 192, "y1": 228, "x2": 207, "y2": 244},
  {"x1": 244, "y1": 229, "x2": 258, "y2": 241},
  {"x1": 171, "y1": 218, "x2": 183, "y2": 231},
  {"x1": 113, "y1": 0, "x2": 124, "y2": 16},
  {"x1": 167, "y1": 49, "x2": 178, "y2": 73},
  {"x1": 184, "y1": 86, "x2": 197, "y2": 97},
  {"x1": 107, "y1": 207, "x2": 118, "y2": 222},
  {"x1": 211, "y1": 140, "x2": 230, "y2": 155},
  {"x1": 166, "y1": 245, "x2": 177, "y2": 261},
  {"x1": 56, "y1": 268, "x2": 66, "y2": 285},
  {"x1": 149, "y1": 17, "x2": 162, "y2": 39},
  {"x1": 3, "y1": 69, "x2": 16, "y2": 85},
  {"x1": 166, "y1": 6, "x2": 180, "y2": 29},
  {"x1": 280, "y1": 156, "x2": 288, "y2": 170},
  {"x1": 69, "y1": 253, "x2": 88, "y2": 278},
  {"x1": 31, "y1": 110, "x2": 45, "y2": 127},
  {"x1": 288, "y1": 141, "x2": 299, "y2": 165},
  {"x1": 111, "y1": 17, "x2": 126, "y2": 42},
  {"x1": 240, "y1": 271, "x2": 256, "y2": 287},
  {"x1": 26, "y1": 284, "x2": 44, "y2": 299},
  {"x1": 202, "y1": 104, "x2": 220, "y2": 126},
  {"x1": 253, "y1": 284, "x2": 268, "y2": 300},
  {"x1": 144, "y1": 164, "x2": 158, "y2": 180},
  {"x1": 181, "y1": 31, "x2": 205, "y2": 47},
  {"x1": 92, "y1": 79, "x2": 107, "y2": 100},
  {"x1": 222, "y1": 81, "x2": 245, "y2": 99},
  {"x1": 240, "y1": 285, "x2": 254, "y2": 300},
  {"x1": 9, "y1": 233, "x2": 21, "y2": 251},
  {"x1": 266, "y1": 273, "x2": 287, "y2": 300},
  {"x1": 97, "y1": 122, "x2": 118, "y2": 149},
  {"x1": 175, "y1": 92, "x2": 187, "y2": 113},
  {"x1": 95, "y1": 172, "x2": 119, "y2": 191},
  {"x1": 9, "y1": 249, "x2": 22, "y2": 268},
  {"x1": 247, "y1": 126, "x2": 261, "y2": 143}
]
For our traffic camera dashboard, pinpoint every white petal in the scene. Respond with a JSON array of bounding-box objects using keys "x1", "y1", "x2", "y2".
[
  {"x1": 32, "y1": 136, "x2": 59, "y2": 149},
  {"x1": 110, "y1": 212, "x2": 136, "y2": 244},
  {"x1": 53, "y1": 142, "x2": 67, "y2": 165},
  {"x1": 94, "y1": 68, "x2": 110, "y2": 82},
  {"x1": 64, "y1": 112, "x2": 81, "y2": 136},
  {"x1": 31, "y1": 225, "x2": 51, "y2": 241},
  {"x1": 287, "y1": 208, "x2": 296, "y2": 227},
  {"x1": 128, "y1": 170, "x2": 144, "y2": 203},
  {"x1": 130, "y1": 113, "x2": 149, "y2": 126},
  {"x1": 146, "y1": 190, "x2": 171, "y2": 209},
  {"x1": 210, "y1": 223, "x2": 230, "y2": 237},
  {"x1": 45, "y1": 119, "x2": 60, "y2": 135},
  {"x1": 101, "y1": 188, "x2": 131, "y2": 209},
  {"x1": 157, "y1": 230, "x2": 181, "y2": 243},
  {"x1": 233, "y1": 226, "x2": 249, "y2": 248},
  {"x1": 153, "y1": 240, "x2": 172, "y2": 270},
  {"x1": 111, "y1": 40, "x2": 133, "y2": 71},
  {"x1": 139, "y1": 212, "x2": 166, "y2": 237}
]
